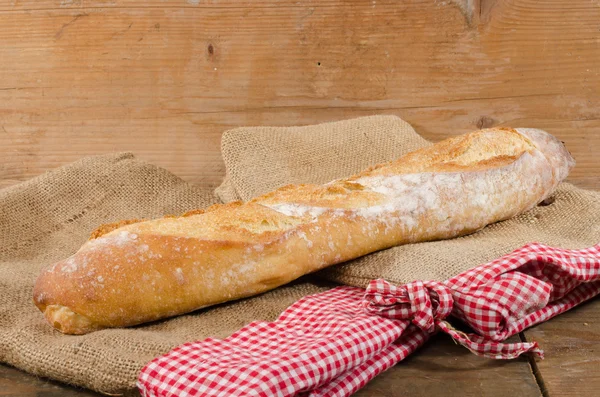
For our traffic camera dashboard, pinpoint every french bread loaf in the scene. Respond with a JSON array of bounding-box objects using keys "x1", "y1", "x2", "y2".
[{"x1": 33, "y1": 127, "x2": 575, "y2": 334}]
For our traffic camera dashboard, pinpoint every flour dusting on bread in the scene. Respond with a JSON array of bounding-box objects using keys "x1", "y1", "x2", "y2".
[{"x1": 33, "y1": 127, "x2": 575, "y2": 334}]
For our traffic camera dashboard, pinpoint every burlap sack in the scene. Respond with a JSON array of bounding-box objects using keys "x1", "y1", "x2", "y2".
[
  {"x1": 3, "y1": 117, "x2": 599, "y2": 395},
  {"x1": 216, "y1": 115, "x2": 600, "y2": 287},
  {"x1": 0, "y1": 153, "x2": 331, "y2": 395},
  {"x1": 214, "y1": 115, "x2": 430, "y2": 202}
]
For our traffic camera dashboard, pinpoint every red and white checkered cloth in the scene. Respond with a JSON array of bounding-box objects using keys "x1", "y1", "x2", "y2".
[{"x1": 138, "y1": 243, "x2": 600, "y2": 397}]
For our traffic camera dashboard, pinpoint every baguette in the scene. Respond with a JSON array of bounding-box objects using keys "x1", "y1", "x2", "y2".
[{"x1": 33, "y1": 127, "x2": 575, "y2": 334}]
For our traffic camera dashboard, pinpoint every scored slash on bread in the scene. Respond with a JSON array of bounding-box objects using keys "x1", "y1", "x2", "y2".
[{"x1": 33, "y1": 127, "x2": 575, "y2": 334}]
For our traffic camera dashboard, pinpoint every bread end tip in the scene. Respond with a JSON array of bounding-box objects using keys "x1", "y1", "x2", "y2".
[{"x1": 41, "y1": 304, "x2": 102, "y2": 335}]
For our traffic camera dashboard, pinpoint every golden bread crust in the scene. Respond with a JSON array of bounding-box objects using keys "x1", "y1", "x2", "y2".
[{"x1": 33, "y1": 127, "x2": 575, "y2": 334}]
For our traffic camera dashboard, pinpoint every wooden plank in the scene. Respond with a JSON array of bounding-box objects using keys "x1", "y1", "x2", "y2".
[
  {"x1": 0, "y1": 364, "x2": 98, "y2": 397},
  {"x1": 0, "y1": 0, "x2": 488, "y2": 13},
  {"x1": 1, "y1": 0, "x2": 599, "y2": 191},
  {"x1": 523, "y1": 298, "x2": 600, "y2": 397},
  {"x1": 356, "y1": 334, "x2": 542, "y2": 397}
]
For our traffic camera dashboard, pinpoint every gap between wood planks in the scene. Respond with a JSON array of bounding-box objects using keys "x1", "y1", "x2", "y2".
[{"x1": 521, "y1": 332, "x2": 551, "y2": 397}]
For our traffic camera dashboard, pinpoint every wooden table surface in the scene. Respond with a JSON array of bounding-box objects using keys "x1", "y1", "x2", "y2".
[{"x1": 1, "y1": 0, "x2": 599, "y2": 395}]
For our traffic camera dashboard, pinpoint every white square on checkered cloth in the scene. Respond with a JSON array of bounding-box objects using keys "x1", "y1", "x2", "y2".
[{"x1": 138, "y1": 243, "x2": 600, "y2": 397}]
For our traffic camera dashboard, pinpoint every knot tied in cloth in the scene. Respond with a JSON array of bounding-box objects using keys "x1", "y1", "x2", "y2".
[
  {"x1": 363, "y1": 278, "x2": 545, "y2": 360},
  {"x1": 363, "y1": 280, "x2": 453, "y2": 333}
]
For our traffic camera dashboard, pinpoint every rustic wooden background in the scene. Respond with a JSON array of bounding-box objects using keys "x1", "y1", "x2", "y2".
[
  {"x1": 0, "y1": 0, "x2": 598, "y2": 396},
  {"x1": 0, "y1": 0, "x2": 598, "y2": 191}
]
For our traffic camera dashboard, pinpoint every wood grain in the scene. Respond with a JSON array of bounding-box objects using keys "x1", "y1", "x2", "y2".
[
  {"x1": 523, "y1": 298, "x2": 600, "y2": 397},
  {"x1": 0, "y1": 364, "x2": 98, "y2": 397},
  {"x1": 0, "y1": 0, "x2": 599, "y2": 191},
  {"x1": 356, "y1": 334, "x2": 542, "y2": 397}
]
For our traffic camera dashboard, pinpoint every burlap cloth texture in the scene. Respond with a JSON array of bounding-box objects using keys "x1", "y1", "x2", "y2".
[
  {"x1": 1, "y1": 115, "x2": 598, "y2": 395},
  {"x1": 0, "y1": 153, "x2": 332, "y2": 396}
]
